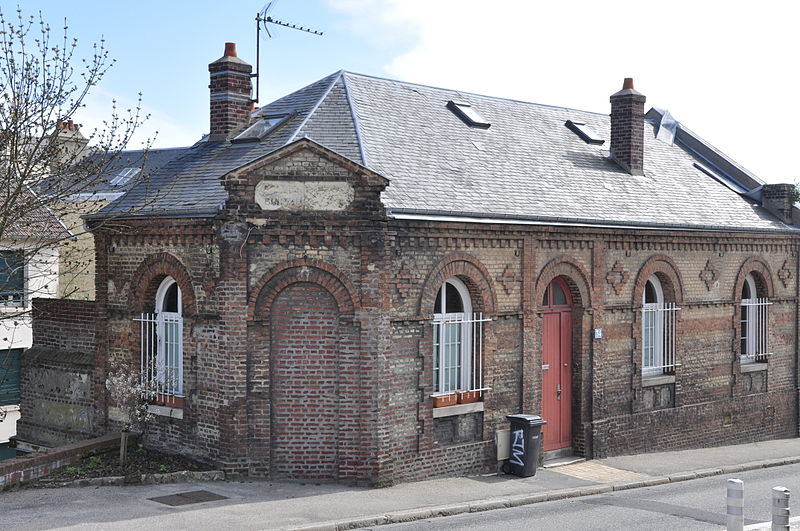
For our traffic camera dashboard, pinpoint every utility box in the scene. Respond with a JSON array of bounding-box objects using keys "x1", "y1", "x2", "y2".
[{"x1": 503, "y1": 414, "x2": 547, "y2": 478}]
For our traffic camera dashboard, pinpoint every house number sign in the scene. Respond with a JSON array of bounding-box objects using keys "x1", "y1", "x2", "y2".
[{"x1": 254, "y1": 180, "x2": 354, "y2": 211}]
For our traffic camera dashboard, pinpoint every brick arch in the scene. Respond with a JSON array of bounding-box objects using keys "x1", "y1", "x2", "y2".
[
  {"x1": 733, "y1": 256, "x2": 774, "y2": 300},
  {"x1": 632, "y1": 254, "x2": 684, "y2": 306},
  {"x1": 418, "y1": 252, "x2": 497, "y2": 315},
  {"x1": 130, "y1": 252, "x2": 196, "y2": 315},
  {"x1": 249, "y1": 258, "x2": 358, "y2": 320},
  {"x1": 534, "y1": 255, "x2": 592, "y2": 309}
]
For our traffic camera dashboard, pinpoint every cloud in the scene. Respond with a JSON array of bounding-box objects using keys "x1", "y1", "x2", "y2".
[
  {"x1": 79, "y1": 88, "x2": 200, "y2": 149},
  {"x1": 328, "y1": 0, "x2": 800, "y2": 183}
]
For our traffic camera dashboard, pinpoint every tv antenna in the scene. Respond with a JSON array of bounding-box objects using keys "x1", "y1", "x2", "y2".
[{"x1": 254, "y1": 1, "x2": 323, "y2": 104}]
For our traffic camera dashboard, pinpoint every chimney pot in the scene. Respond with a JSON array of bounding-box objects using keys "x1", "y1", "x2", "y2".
[
  {"x1": 208, "y1": 42, "x2": 253, "y2": 139},
  {"x1": 622, "y1": 77, "x2": 634, "y2": 90}
]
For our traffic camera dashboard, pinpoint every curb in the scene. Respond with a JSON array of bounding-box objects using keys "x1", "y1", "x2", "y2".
[
  {"x1": 289, "y1": 456, "x2": 800, "y2": 530},
  {"x1": 34, "y1": 469, "x2": 225, "y2": 488}
]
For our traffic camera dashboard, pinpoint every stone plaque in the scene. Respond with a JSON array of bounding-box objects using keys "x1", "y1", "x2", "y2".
[{"x1": 255, "y1": 180, "x2": 353, "y2": 211}]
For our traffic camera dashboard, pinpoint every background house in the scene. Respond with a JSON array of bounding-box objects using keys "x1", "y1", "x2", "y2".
[
  {"x1": 55, "y1": 145, "x2": 189, "y2": 300},
  {"x1": 0, "y1": 194, "x2": 68, "y2": 454},
  {"x1": 22, "y1": 43, "x2": 800, "y2": 484}
]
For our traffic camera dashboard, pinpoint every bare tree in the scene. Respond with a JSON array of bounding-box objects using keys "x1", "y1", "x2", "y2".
[{"x1": 0, "y1": 7, "x2": 151, "y2": 429}]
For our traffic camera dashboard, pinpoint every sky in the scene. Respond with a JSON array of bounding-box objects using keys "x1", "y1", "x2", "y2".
[{"x1": 9, "y1": 0, "x2": 800, "y2": 184}]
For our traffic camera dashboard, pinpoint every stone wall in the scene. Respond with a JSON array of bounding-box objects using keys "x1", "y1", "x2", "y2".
[{"x1": 16, "y1": 299, "x2": 101, "y2": 447}]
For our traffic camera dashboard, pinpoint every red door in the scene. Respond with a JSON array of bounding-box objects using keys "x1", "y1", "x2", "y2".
[{"x1": 541, "y1": 277, "x2": 572, "y2": 452}]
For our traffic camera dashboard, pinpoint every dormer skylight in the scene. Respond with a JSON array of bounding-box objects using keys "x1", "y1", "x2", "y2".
[
  {"x1": 565, "y1": 120, "x2": 605, "y2": 145},
  {"x1": 233, "y1": 112, "x2": 294, "y2": 143},
  {"x1": 109, "y1": 167, "x2": 141, "y2": 186},
  {"x1": 447, "y1": 100, "x2": 490, "y2": 129}
]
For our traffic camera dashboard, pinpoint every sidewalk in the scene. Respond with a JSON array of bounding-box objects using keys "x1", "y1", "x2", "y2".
[{"x1": 3, "y1": 437, "x2": 800, "y2": 530}]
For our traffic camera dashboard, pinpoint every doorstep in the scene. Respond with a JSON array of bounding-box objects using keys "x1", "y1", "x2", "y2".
[{"x1": 542, "y1": 447, "x2": 585, "y2": 468}]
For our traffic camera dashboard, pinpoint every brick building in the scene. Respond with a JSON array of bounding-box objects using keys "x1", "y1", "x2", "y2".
[{"x1": 24, "y1": 43, "x2": 799, "y2": 485}]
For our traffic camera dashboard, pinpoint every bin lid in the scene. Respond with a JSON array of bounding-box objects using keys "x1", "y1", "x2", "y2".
[{"x1": 506, "y1": 414, "x2": 547, "y2": 426}]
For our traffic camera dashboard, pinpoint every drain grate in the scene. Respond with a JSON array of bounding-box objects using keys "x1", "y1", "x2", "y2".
[{"x1": 148, "y1": 490, "x2": 228, "y2": 507}]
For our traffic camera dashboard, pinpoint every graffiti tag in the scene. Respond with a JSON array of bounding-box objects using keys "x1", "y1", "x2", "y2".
[{"x1": 510, "y1": 428, "x2": 525, "y2": 466}]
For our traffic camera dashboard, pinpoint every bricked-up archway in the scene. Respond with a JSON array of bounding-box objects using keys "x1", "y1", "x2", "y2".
[
  {"x1": 270, "y1": 283, "x2": 340, "y2": 479},
  {"x1": 248, "y1": 261, "x2": 363, "y2": 481},
  {"x1": 531, "y1": 256, "x2": 593, "y2": 457}
]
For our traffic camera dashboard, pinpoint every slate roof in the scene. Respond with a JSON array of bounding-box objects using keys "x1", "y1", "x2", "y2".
[
  {"x1": 94, "y1": 71, "x2": 795, "y2": 232},
  {"x1": 75, "y1": 146, "x2": 191, "y2": 197},
  {"x1": 4, "y1": 188, "x2": 71, "y2": 241}
]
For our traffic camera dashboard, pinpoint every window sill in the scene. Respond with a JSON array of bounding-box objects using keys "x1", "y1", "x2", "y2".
[
  {"x1": 642, "y1": 375, "x2": 675, "y2": 387},
  {"x1": 432, "y1": 401, "x2": 484, "y2": 418},
  {"x1": 147, "y1": 404, "x2": 184, "y2": 419},
  {"x1": 741, "y1": 362, "x2": 768, "y2": 373}
]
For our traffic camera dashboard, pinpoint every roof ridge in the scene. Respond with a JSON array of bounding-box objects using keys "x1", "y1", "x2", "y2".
[
  {"x1": 340, "y1": 70, "x2": 609, "y2": 117},
  {"x1": 341, "y1": 73, "x2": 368, "y2": 167},
  {"x1": 286, "y1": 70, "x2": 344, "y2": 144}
]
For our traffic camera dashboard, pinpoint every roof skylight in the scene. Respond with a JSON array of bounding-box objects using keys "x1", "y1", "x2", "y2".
[
  {"x1": 233, "y1": 113, "x2": 293, "y2": 142},
  {"x1": 447, "y1": 100, "x2": 490, "y2": 129},
  {"x1": 565, "y1": 120, "x2": 605, "y2": 145},
  {"x1": 109, "y1": 167, "x2": 141, "y2": 186}
]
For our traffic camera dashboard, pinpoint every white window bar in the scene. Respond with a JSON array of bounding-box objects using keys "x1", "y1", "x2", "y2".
[
  {"x1": 134, "y1": 313, "x2": 183, "y2": 404},
  {"x1": 432, "y1": 312, "x2": 492, "y2": 395},
  {"x1": 642, "y1": 302, "x2": 680, "y2": 376},
  {"x1": 741, "y1": 298, "x2": 771, "y2": 363}
]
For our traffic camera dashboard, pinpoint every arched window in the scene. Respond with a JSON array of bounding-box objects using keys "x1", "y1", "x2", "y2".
[
  {"x1": 741, "y1": 273, "x2": 769, "y2": 364},
  {"x1": 431, "y1": 278, "x2": 488, "y2": 397},
  {"x1": 641, "y1": 275, "x2": 679, "y2": 377},
  {"x1": 139, "y1": 277, "x2": 184, "y2": 401}
]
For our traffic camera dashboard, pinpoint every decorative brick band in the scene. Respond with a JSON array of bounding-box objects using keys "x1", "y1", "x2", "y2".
[
  {"x1": 631, "y1": 254, "x2": 684, "y2": 305},
  {"x1": 535, "y1": 255, "x2": 592, "y2": 308},
  {"x1": 417, "y1": 252, "x2": 497, "y2": 315},
  {"x1": 733, "y1": 256, "x2": 774, "y2": 299},
  {"x1": 129, "y1": 253, "x2": 197, "y2": 315},
  {"x1": 249, "y1": 258, "x2": 358, "y2": 320}
]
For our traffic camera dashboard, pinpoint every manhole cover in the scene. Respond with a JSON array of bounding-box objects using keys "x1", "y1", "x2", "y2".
[{"x1": 148, "y1": 490, "x2": 228, "y2": 507}]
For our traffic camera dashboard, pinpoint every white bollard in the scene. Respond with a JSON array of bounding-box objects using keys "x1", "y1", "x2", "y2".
[
  {"x1": 727, "y1": 478, "x2": 744, "y2": 531},
  {"x1": 772, "y1": 486, "x2": 790, "y2": 531}
]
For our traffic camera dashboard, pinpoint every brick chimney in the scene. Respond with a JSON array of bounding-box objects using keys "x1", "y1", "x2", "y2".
[
  {"x1": 610, "y1": 78, "x2": 646, "y2": 175},
  {"x1": 761, "y1": 183, "x2": 796, "y2": 224},
  {"x1": 208, "y1": 42, "x2": 253, "y2": 140},
  {"x1": 51, "y1": 118, "x2": 89, "y2": 164}
]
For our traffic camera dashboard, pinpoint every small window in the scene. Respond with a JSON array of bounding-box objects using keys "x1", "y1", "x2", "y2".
[
  {"x1": 641, "y1": 275, "x2": 680, "y2": 377},
  {"x1": 137, "y1": 277, "x2": 184, "y2": 404},
  {"x1": 741, "y1": 274, "x2": 770, "y2": 364},
  {"x1": 446, "y1": 100, "x2": 491, "y2": 129},
  {"x1": 565, "y1": 120, "x2": 605, "y2": 145},
  {"x1": 432, "y1": 278, "x2": 490, "y2": 398},
  {"x1": 233, "y1": 113, "x2": 293, "y2": 142},
  {"x1": 542, "y1": 277, "x2": 571, "y2": 307},
  {"x1": 0, "y1": 348, "x2": 22, "y2": 406},
  {"x1": 0, "y1": 251, "x2": 25, "y2": 306},
  {"x1": 109, "y1": 167, "x2": 141, "y2": 186}
]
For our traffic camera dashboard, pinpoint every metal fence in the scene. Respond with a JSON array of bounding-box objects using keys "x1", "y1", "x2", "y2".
[
  {"x1": 741, "y1": 297, "x2": 770, "y2": 363},
  {"x1": 134, "y1": 312, "x2": 183, "y2": 401},
  {"x1": 432, "y1": 312, "x2": 491, "y2": 395},
  {"x1": 642, "y1": 302, "x2": 680, "y2": 376}
]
